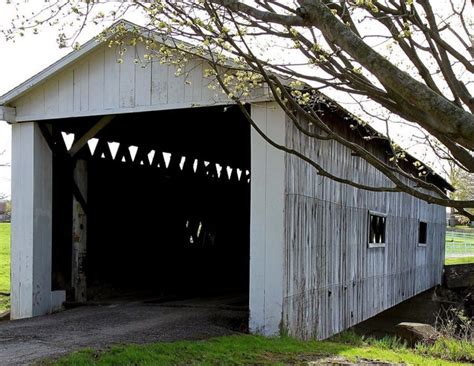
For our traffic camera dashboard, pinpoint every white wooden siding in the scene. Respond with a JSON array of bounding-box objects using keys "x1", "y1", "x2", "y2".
[
  {"x1": 10, "y1": 42, "x2": 266, "y2": 121},
  {"x1": 283, "y1": 112, "x2": 445, "y2": 340},
  {"x1": 249, "y1": 102, "x2": 286, "y2": 336}
]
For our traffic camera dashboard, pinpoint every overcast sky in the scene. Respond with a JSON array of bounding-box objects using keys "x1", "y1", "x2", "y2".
[
  {"x1": 0, "y1": 33, "x2": 71, "y2": 198},
  {"x1": 0, "y1": 5, "x2": 119, "y2": 198}
]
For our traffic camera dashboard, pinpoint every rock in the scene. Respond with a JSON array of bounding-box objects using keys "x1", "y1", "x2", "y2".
[
  {"x1": 396, "y1": 322, "x2": 439, "y2": 347},
  {"x1": 0, "y1": 310, "x2": 10, "y2": 321},
  {"x1": 444, "y1": 264, "x2": 474, "y2": 289}
]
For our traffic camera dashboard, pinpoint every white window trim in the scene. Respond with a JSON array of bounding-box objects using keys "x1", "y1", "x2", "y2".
[{"x1": 368, "y1": 210, "x2": 387, "y2": 248}]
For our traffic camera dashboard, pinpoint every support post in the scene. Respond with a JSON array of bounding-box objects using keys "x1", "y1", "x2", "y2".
[
  {"x1": 72, "y1": 159, "x2": 88, "y2": 302},
  {"x1": 249, "y1": 102, "x2": 286, "y2": 336},
  {"x1": 11, "y1": 122, "x2": 62, "y2": 318}
]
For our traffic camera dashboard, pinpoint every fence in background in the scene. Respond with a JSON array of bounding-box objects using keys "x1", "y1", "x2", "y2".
[{"x1": 445, "y1": 229, "x2": 474, "y2": 257}]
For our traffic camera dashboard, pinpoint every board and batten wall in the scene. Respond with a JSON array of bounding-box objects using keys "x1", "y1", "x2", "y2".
[
  {"x1": 10, "y1": 41, "x2": 265, "y2": 122},
  {"x1": 282, "y1": 111, "x2": 446, "y2": 340}
]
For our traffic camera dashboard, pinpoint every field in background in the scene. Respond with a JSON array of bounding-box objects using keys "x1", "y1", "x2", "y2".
[
  {"x1": 445, "y1": 227, "x2": 474, "y2": 264},
  {"x1": 0, "y1": 223, "x2": 10, "y2": 312}
]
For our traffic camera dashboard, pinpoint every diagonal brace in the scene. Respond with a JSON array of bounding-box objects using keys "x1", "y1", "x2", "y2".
[{"x1": 69, "y1": 115, "x2": 115, "y2": 157}]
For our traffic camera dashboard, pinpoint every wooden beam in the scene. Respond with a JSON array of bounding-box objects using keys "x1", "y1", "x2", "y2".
[
  {"x1": 72, "y1": 159, "x2": 88, "y2": 302},
  {"x1": 69, "y1": 115, "x2": 115, "y2": 157},
  {"x1": 0, "y1": 106, "x2": 16, "y2": 123}
]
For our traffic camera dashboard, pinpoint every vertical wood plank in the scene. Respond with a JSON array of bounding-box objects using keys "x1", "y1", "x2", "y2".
[
  {"x1": 282, "y1": 110, "x2": 446, "y2": 340},
  {"x1": 151, "y1": 61, "x2": 168, "y2": 105},
  {"x1": 104, "y1": 45, "x2": 120, "y2": 110},
  {"x1": 119, "y1": 45, "x2": 136, "y2": 108},
  {"x1": 58, "y1": 70, "x2": 74, "y2": 115},
  {"x1": 134, "y1": 42, "x2": 152, "y2": 107},
  {"x1": 88, "y1": 49, "x2": 105, "y2": 111}
]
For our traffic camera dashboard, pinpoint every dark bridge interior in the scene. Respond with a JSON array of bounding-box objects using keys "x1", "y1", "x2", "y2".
[{"x1": 49, "y1": 105, "x2": 251, "y2": 303}]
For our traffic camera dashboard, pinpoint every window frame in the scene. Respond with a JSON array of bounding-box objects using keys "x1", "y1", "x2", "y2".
[
  {"x1": 418, "y1": 221, "x2": 428, "y2": 247},
  {"x1": 368, "y1": 210, "x2": 387, "y2": 248}
]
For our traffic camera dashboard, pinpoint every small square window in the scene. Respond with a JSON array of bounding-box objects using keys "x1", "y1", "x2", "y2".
[
  {"x1": 368, "y1": 211, "x2": 386, "y2": 248},
  {"x1": 419, "y1": 221, "x2": 427, "y2": 245}
]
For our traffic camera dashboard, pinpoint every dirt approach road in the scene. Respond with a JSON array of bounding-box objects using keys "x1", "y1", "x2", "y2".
[{"x1": 0, "y1": 297, "x2": 248, "y2": 365}]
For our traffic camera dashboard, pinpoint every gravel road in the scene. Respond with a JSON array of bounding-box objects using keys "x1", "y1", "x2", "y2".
[{"x1": 0, "y1": 296, "x2": 248, "y2": 365}]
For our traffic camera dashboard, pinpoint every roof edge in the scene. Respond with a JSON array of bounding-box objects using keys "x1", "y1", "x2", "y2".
[{"x1": 0, "y1": 20, "x2": 139, "y2": 106}]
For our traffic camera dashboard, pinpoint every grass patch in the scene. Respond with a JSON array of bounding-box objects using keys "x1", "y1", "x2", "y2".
[
  {"x1": 50, "y1": 334, "x2": 465, "y2": 366},
  {"x1": 0, "y1": 223, "x2": 10, "y2": 313},
  {"x1": 445, "y1": 256, "x2": 474, "y2": 265},
  {"x1": 416, "y1": 338, "x2": 474, "y2": 363}
]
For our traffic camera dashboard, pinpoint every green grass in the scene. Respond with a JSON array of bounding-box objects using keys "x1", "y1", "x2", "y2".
[
  {"x1": 0, "y1": 223, "x2": 10, "y2": 313},
  {"x1": 415, "y1": 338, "x2": 474, "y2": 363},
  {"x1": 445, "y1": 256, "x2": 474, "y2": 265},
  {"x1": 49, "y1": 334, "x2": 467, "y2": 366}
]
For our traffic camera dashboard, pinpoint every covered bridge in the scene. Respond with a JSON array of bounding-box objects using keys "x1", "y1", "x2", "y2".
[{"x1": 0, "y1": 21, "x2": 450, "y2": 339}]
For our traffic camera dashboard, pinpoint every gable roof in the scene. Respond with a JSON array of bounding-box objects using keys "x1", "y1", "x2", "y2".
[
  {"x1": 0, "y1": 19, "x2": 248, "y2": 107},
  {"x1": 0, "y1": 19, "x2": 453, "y2": 192}
]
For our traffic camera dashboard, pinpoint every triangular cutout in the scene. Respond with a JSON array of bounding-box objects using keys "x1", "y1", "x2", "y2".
[
  {"x1": 94, "y1": 139, "x2": 113, "y2": 160},
  {"x1": 148, "y1": 150, "x2": 156, "y2": 165},
  {"x1": 179, "y1": 156, "x2": 186, "y2": 170},
  {"x1": 61, "y1": 132, "x2": 75, "y2": 150},
  {"x1": 163, "y1": 152, "x2": 171, "y2": 168},
  {"x1": 151, "y1": 148, "x2": 166, "y2": 168},
  {"x1": 115, "y1": 143, "x2": 133, "y2": 163},
  {"x1": 87, "y1": 138, "x2": 99, "y2": 155},
  {"x1": 133, "y1": 146, "x2": 151, "y2": 167},
  {"x1": 129, "y1": 145, "x2": 138, "y2": 161},
  {"x1": 216, "y1": 163, "x2": 223, "y2": 178},
  {"x1": 108, "y1": 141, "x2": 119, "y2": 159}
]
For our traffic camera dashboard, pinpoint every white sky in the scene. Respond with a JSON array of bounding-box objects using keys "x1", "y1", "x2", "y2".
[
  {"x1": 0, "y1": 32, "x2": 66, "y2": 198},
  {"x1": 0, "y1": 5, "x2": 121, "y2": 198},
  {"x1": 0, "y1": 31, "x2": 71, "y2": 198}
]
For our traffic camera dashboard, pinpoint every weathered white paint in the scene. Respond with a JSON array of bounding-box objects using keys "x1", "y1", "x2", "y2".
[
  {"x1": 249, "y1": 102, "x2": 286, "y2": 336},
  {"x1": 0, "y1": 106, "x2": 16, "y2": 123},
  {"x1": 4, "y1": 40, "x2": 269, "y2": 122},
  {"x1": 10, "y1": 122, "x2": 61, "y2": 318},
  {"x1": 4, "y1": 21, "x2": 447, "y2": 335},
  {"x1": 72, "y1": 160, "x2": 88, "y2": 302},
  {"x1": 282, "y1": 112, "x2": 446, "y2": 339}
]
